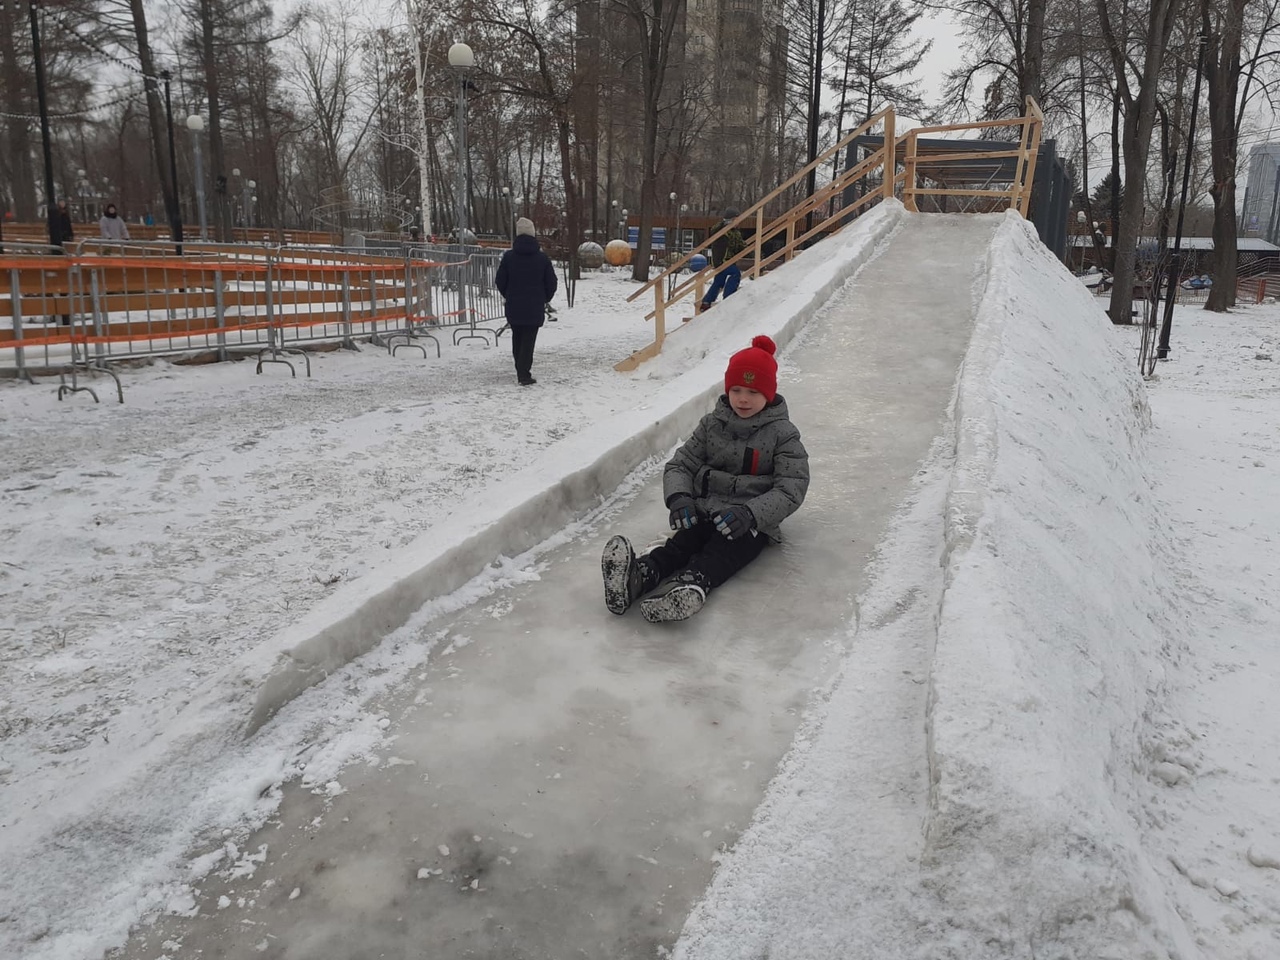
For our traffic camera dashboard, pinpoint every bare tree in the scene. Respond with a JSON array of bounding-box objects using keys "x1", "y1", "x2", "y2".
[
  {"x1": 609, "y1": 0, "x2": 683, "y2": 280},
  {"x1": 1096, "y1": 0, "x2": 1183, "y2": 324},
  {"x1": 930, "y1": 0, "x2": 1053, "y2": 117},
  {"x1": 290, "y1": 6, "x2": 382, "y2": 231},
  {"x1": 1200, "y1": 0, "x2": 1280, "y2": 309}
]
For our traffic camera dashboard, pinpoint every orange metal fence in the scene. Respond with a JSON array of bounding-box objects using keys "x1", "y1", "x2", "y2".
[{"x1": 1, "y1": 240, "x2": 508, "y2": 400}]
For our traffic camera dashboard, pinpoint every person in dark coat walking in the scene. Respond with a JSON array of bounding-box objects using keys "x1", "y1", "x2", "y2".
[
  {"x1": 495, "y1": 217, "x2": 558, "y2": 385},
  {"x1": 49, "y1": 200, "x2": 75, "y2": 324},
  {"x1": 50, "y1": 199, "x2": 74, "y2": 249}
]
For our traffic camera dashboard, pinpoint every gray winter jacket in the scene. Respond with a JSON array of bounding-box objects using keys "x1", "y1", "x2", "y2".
[
  {"x1": 98, "y1": 214, "x2": 130, "y2": 241},
  {"x1": 663, "y1": 394, "x2": 809, "y2": 541}
]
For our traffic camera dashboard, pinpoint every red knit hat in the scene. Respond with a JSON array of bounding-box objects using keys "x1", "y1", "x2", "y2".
[{"x1": 724, "y1": 335, "x2": 778, "y2": 402}]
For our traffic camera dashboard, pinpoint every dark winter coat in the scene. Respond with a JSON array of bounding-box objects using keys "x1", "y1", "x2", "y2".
[
  {"x1": 495, "y1": 234, "x2": 557, "y2": 327},
  {"x1": 663, "y1": 394, "x2": 809, "y2": 541},
  {"x1": 50, "y1": 207, "x2": 74, "y2": 248},
  {"x1": 708, "y1": 219, "x2": 752, "y2": 267}
]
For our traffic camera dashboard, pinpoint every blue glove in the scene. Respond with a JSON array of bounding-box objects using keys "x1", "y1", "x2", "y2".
[
  {"x1": 668, "y1": 494, "x2": 700, "y2": 530},
  {"x1": 713, "y1": 506, "x2": 755, "y2": 540}
]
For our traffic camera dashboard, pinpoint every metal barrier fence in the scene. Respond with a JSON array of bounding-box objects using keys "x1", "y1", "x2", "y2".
[{"x1": 1, "y1": 240, "x2": 509, "y2": 401}]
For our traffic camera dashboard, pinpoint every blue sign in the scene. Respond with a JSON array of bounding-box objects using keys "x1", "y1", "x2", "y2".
[{"x1": 627, "y1": 227, "x2": 666, "y2": 249}]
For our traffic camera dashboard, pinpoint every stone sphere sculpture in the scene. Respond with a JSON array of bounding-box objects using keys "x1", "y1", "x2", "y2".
[
  {"x1": 578, "y1": 241, "x2": 605, "y2": 269},
  {"x1": 605, "y1": 239, "x2": 632, "y2": 266}
]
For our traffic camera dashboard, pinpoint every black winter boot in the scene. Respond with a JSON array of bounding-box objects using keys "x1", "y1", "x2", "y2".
[
  {"x1": 639, "y1": 569, "x2": 712, "y2": 623},
  {"x1": 601, "y1": 535, "x2": 660, "y2": 615}
]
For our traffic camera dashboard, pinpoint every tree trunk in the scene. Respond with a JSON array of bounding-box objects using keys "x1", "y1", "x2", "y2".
[
  {"x1": 1076, "y1": 22, "x2": 1105, "y2": 270},
  {"x1": 632, "y1": 88, "x2": 660, "y2": 281},
  {"x1": 628, "y1": 0, "x2": 679, "y2": 282},
  {"x1": 804, "y1": 0, "x2": 827, "y2": 204},
  {"x1": 0, "y1": 0, "x2": 37, "y2": 219},
  {"x1": 556, "y1": 113, "x2": 580, "y2": 280},
  {"x1": 128, "y1": 0, "x2": 179, "y2": 235},
  {"x1": 1203, "y1": 0, "x2": 1245, "y2": 311},
  {"x1": 199, "y1": 0, "x2": 232, "y2": 241},
  {"x1": 1099, "y1": 0, "x2": 1182, "y2": 324},
  {"x1": 1024, "y1": 0, "x2": 1047, "y2": 103}
]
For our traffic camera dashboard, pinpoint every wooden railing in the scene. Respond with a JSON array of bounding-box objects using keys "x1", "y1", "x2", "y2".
[
  {"x1": 616, "y1": 97, "x2": 1044, "y2": 372},
  {"x1": 899, "y1": 97, "x2": 1044, "y2": 215}
]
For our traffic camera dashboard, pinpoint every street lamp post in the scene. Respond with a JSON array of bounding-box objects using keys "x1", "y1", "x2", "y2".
[
  {"x1": 245, "y1": 180, "x2": 256, "y2": 229},
  {"x1": 448, "y1": 41, "x2": 474, "y2": 244},
  {"x1": 501, "y1": 185, "x2": 513, "y2": 241},
  {"x1": 77, "y1": 168, "x2": 90, "y2": 222},
  {"x1": 610, "y1": 199, "x2": 618, "y2": 239},
  {"x1": 187, "y1": 115, "x2": 208, "y2": 240},
  {"x1": 621, "y1": 208, "x2": 629, "y2": 247},
  {"x1": 1076, "y1": 210, "x2": 1086, "y2": 273},
  {"x1": 232, "y1": 167, "x2": 254, "y2": 233},
  {"x1": 668, "y1": 191, "x2": 678, "y2": 262},
  {"x1": 448, "y1": 41, "x2": 474, "y2": 322},
  {"x1": 161, "y1": 70, "x2": 184, "y2": 253}
]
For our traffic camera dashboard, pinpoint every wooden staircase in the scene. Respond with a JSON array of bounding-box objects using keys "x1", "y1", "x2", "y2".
[{"x1": 616, "y1": 98, "x2": 1045, "y2": 371}]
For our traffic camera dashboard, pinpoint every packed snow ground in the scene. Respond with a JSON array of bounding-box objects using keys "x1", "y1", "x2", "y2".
[{"x1": 3, "y1": 206, "x2": 1279, "y2": 959}]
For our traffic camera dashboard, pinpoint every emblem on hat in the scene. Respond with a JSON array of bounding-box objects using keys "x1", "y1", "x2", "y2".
[{"x1": 743, "y1": 371, "x2": 756, "y2": 383}]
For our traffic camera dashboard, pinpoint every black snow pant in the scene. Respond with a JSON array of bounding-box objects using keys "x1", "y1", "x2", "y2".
[
  {"x1": 510, "y1": 324, "x2": 539, "y2": 380},
  {"x1": 647, "y1": 522, "x2": 767, "y2": 590}
]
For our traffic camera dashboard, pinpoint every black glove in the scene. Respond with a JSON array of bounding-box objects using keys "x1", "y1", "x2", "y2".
[
  {"x1": 713, "y1": 505, "x2": 755, "y2": 540},
  {"x1": 668, "y1": 494, "x2": 700, "y2": 530}
]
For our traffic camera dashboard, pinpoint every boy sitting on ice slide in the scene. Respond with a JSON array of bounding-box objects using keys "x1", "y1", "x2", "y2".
[{"x1": 601, "y1": 335, "x2": 810, "y2": 623}]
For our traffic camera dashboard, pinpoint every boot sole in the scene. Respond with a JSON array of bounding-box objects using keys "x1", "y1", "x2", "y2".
[
  {"x1": 601, "y1": 535, "x2": 635, "y2": 615},
  {"x1": 640, "y1": 585, "x2": 706, "y2": 623}
]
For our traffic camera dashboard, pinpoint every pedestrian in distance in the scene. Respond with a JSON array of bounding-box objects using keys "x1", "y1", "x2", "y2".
[
  {"x1": 700, "y1": 207, "x2": 747, "y2": 311},
  {"x1": 49, "y1": 199, "x2": 75, "y2": 325},
  {"x1": 98, "y1": 202, "x2": 130, "y2": 254},
  {"x1": 49, "y1": 198, "x2": 74, "y2": 250},
  {"x1": 601, "y1": 335, "x2": 810, "y2": 622},
  {"x1": 495, "y1": 217, "x2": 558, "y2": 386}
]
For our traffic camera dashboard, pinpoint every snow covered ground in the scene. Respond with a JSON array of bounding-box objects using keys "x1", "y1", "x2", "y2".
[
  {"x1": 3, "y1": 205, "x2": 1279, "y2": 959},
  {"x1": 0, "y1": 272, "x2": 653, "y2": 789}
]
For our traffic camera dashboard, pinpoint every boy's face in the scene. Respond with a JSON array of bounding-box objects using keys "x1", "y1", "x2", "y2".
[{"x1": 728, "y1": 384, "x2": 767, "y2": 418}]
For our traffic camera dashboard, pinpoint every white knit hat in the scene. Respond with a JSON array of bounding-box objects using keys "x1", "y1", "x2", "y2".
[{"x1": 515, "y1": 217, "x2": 536, "y2": 237}]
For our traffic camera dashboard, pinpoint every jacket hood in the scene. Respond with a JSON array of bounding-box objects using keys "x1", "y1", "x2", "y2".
[
  {"x1": 713, "y1": 393, "x2": 790, "y2": 438},
  {"x1": 512, "y1": 234, "x2": 541, "y2": 254}
]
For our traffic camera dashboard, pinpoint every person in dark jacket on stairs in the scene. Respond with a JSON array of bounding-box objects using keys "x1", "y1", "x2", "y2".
[{"x1": 495, "y1": 217, "x2": 558, "y2": 385}]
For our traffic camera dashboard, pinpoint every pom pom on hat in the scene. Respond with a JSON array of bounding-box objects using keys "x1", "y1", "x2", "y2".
[{"x1": 725, "y1": 335, "x2": 779, "y2": 402}]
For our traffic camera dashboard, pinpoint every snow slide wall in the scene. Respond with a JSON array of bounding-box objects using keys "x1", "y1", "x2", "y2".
[
  {"x1": 923, "y1": 213, "x2": 1193, "y2": 955},
  {"x1": 673, "y1": 211, "x2": 1196, "y2": 959}
]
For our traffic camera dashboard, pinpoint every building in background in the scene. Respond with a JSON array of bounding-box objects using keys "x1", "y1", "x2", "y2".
[
  {"x1": 587, "y1": 0, "x2": 791, "y2": 229},
  {"x1": 1239, "y1": 142, "x2": 1280, "y2": 241}
]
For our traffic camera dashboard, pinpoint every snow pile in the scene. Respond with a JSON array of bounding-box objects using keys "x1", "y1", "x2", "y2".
[
  {"x1": 923, "y1": 212, "x2": 1192, "y2": 955},
  {"x1": 674, "y1": 211, "x2": 1196, "y2": 958}
]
